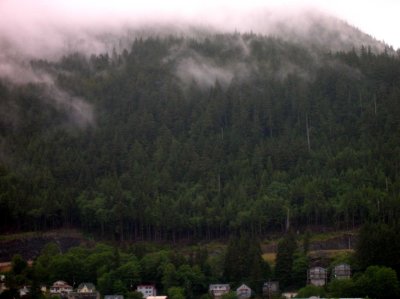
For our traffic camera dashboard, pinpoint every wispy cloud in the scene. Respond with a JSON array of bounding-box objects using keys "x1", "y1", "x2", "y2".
[{"x1": 0, "y1": 0, "x2": 394, "y2": 129}]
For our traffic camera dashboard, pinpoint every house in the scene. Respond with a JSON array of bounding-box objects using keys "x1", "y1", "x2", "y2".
[
  {"x1": 281, "y1": 292, "x2": 297, "y2": 299},
  {"x1": 209, "y1": 284, "x2": 230, "y2": 299},
  {"x1": 50, "y1": 280, "x2": 74, "y2": 295},
  {"x1": 68, "y1": 283, "x2": 99, "y2": 299},
  {"x1": 308, "y1": 267, "x2": 327, "y2": 286},
  {"x1": 0, "y1": 275, "x2": 6, "y2": 294},
  {"x1": 236, "y1": 284, "x2": 252, "y2": 299},
  {"x1": 19, "y1": 286, "x2": 30, "y2": 297},
  {"x1": 77, "y1": 283, "x2": 96, "y2": 293},
  {"x1": 262, "y1": 281, "x2": 279, "y2": 296},
  {"x1": 147, "y1": 297, "x2": 167, "y2": 299},
  {"x1": 41, "y1": 285, "x2": 48, "y2": 293},
  {"x1": 332, "y1": 263, "x2": 351, "y2": 280},
  {"x1": 105, "y1": 296, "x2": 124, "y2": 299},
  {"x1": 137, "y1": 285, "x2": 157, "y2": 298}
]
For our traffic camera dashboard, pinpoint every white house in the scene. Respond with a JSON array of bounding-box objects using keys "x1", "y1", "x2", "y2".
[
  {"x1": 19, "y1": 286, "x2": 30, "y2": 297},
  {"x1": 236, "y1": 284, "x2": 251, "y2": 299},
  {"x1": 0, "y1": 275, "x2": 6, "y2": 294},
  {"x1": 68, "y1": 283, "x2": 99, "y2": 299},
  {"x1": 137, "y1": 285, "x2": 157, "y2": 298},
  {"x1": 281, "y1": 292, "x2": 297, "y2": 299},
  {"x1": 77, "y1": 283, "x2": 96, "y2": 293},
  {"x1": 209, "y1": 284, "x2": 230, "y2": 299},
  {"x1": 332, "y1": 263, "x2": 351, "y2": 280},
  {"x1": 50, "y1": 281, "x2": 73, "y2": 295},
  {"x1": 308, "y1": 267, "x2": 327, "y2": 286}
]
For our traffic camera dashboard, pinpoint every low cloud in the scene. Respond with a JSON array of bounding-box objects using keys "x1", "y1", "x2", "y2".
[
  {"x1": 44, "y1": 85, "x2": 95, "y2": 129},
  {"x1": 176, "y1": 56, "x2": 234, "y2": 89},
  {"x1": 0, "y1": 57, "x2": 94, "y2": 128},
  {"x1": 0, "y1": 1, "x2": 388, "y2": 64},
  {"x1": 0, "y1": 0, "x2": 390, "y2": 125}
]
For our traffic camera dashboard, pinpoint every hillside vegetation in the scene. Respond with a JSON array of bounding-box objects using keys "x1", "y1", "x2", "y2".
[{"x1": 1, "y1": 33, "x2": 400, "y2": 240}]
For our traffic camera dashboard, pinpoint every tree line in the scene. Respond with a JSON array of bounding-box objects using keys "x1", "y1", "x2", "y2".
[
  {"x1": 2, "y1": 223, "x2": 400, "y2": 299},
  {"x1": 1, "y1": 235, "x2": 271, "y2": 299}
]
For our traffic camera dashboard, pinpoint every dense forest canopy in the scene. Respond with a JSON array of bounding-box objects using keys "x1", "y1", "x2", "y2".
[{"x1": 1, "y1": 32, "x2": 400, "y2": 240}]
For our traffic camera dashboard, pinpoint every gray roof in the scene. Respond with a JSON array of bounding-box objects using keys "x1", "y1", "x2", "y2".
[
  {"x1": 309, "y1": 266, "x2": 327, "y2": 273},
  {"x1": 209, "y1": 284, "x2": 230, "y2": 290},
  {"x1": 236, "y1": 284, "x2": 251, "y2": 291},
  {"x1": 334, "y1": 263, "x2": 351, "y2": 269}
]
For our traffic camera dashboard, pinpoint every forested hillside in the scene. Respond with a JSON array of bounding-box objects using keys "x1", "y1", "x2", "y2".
[{"x1": 1, "y1": 33, "x2": 400, "y2": 240}]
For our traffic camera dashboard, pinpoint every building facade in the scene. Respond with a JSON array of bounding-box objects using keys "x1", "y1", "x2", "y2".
[
  {"x1": 332, "y1": 263, "x2": 351, "y2": 280},
  {"x1": 68, "y1": 283, "x2": 99, "y2": 299},
  {"x1": 50, "y1": 281, "x2": 73, "y2": 296},
  {"x1": 137, "y1": 285, "x2": 157, "y2": 298},
  {"x1": 209, "y1": 284, "x2": 230, "y2": 299},
  {"x1": 308, "y1": 267, "x2": 327, "y2": 286},
  {"x1": 236, "y1": 284, "x2": 251, "y2": 299}
]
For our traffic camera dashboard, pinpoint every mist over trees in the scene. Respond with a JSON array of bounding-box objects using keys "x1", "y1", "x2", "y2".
[{"x1": 1, "y1": 33, "x2": 400, "y2": 240}]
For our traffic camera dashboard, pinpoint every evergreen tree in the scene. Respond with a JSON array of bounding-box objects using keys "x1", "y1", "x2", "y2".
[{"x1": 274, "y1": 233, "x2": 297, "y2": 289}]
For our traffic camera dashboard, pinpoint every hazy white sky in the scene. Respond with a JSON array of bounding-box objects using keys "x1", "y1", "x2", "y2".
[
  {"x1": 1, "y1": 0, "x2": 399, "y2": 49},
  {"x1": 317, "y1": 0, "x2": 400, "y2": 49}
]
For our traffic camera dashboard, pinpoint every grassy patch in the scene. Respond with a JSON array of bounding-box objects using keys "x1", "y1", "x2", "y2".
[
  {"x1": 262, "y1": 252, "x2": 277, "y2": 265},
  {"x1": 308, "y1": 249, "x2": 354, "y2": 260},
  {"x1": 308, "y1": 230, "x2": 358, "y2": 242}
]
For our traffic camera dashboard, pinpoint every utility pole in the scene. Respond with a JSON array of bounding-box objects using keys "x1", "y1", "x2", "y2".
[
  {"x1": 306, "y1": 113, "x2": 311, "y2": 152},
  {"x1": 268, "y1": 280, "x2": 271, "y2": 299},
  {"x1": 286, "y1": 207, "x2": 290, "y2": 232}
]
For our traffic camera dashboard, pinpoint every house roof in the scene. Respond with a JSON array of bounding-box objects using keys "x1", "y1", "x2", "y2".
[
  {"x1": 236, "y1": 284, "x2": 251, "y2": 291},
  {"x1": 334, "y1": 263, "x2": 351, "y2": 269},
  {"x1": 309, "y1": 266, "x2": 327, "y2": 272},
  {"x1": 52, "y1": 281, "x2": 72, "y2": 287},
  {"x1": 209, "y1": 284, "x2": 230, "y2": 290}
]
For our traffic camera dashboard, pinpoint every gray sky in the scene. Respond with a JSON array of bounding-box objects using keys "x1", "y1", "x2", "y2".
[{"x1": 0, "y1": 0, "x2": 399, "y2": 50}]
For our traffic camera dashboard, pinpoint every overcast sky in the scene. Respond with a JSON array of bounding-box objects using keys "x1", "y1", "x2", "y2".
[{"x1": 1, "y1": 0, "x2": 399, "y2": 49}]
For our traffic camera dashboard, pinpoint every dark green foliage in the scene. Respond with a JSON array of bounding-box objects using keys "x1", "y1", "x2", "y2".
[
  {"x1": 223, "y1": 235, "x2": 270, "y2": 291},
  {"x1": 325, "y1": 265, "x2": 400, "y2": 299},
  {"x1": 291, "y1": 253, "x2": 309, "y2": 288},
  {"x1": 126, "y1": 291, "x2": 144, "y2": 299},
  {"x1": 1, "y1": 34, "x2": 400, "y2": 240},
  {"x1": 140, "y1": 250, "x2": 170, "y2": 288},
  {"x1": 19, "y1": 243, "x2": 216, "y2": 299},
  {"x1": 356, "y1": 223, "x2": 400, "y2": 274},
  {"x1": 167, "y1": 287, "x2": 185, "y2": 299},
  {"x1": 296, "y1": 285, "x2": 325, "y2": 298},
  {"x1": 327, "y1": 278, "x2": 356, "y2": 298},
  {"x1": 11, "y1": 254, "x2": 28, "y2": 275},
  {"x1": 354, "y1": 265, "x2": 400, "y2": 299},
  {"x1": 29, "y1": 276, "x2": 46, "y2": 299},
  {"x1": 221, "y1": 291, "x2": 238, "y2": 299},
  {"x1": 274, "y1": 233, "x2": 297, "y2": 289}
]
